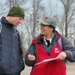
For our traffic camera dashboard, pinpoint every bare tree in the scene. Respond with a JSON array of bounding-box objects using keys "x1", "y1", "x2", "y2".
[
  {"x1": 19, "y1": 0, "x2": 45, "y2": 48},
  {"x1": 8, "y1": 0, "x2": 18, "y2": 7},
  {"x1": 60, "y1": 0, "x2": 75, "y2": 37},
  {"x1": 8, "y1": 0, "x2": 28, "y2": 7},
  {"x1": 47, "y1": 0, "x2": 57, "y2": 16},
  {"x1": 31, "y1": 0, "x2": 44, "y2": 38}
]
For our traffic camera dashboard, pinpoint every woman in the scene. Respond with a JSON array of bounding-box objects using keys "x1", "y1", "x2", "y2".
[{"x1": 25, "y1": 16, "x2": 75, "y2": 75}]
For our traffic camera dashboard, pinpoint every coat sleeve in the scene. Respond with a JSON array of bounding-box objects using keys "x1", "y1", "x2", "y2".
[
  {"x1": 17, "y1": 31, "x2": 23, "y2": 56},
  {"x1": 61, "y1": 35, "x2": 75, "y2": 62},
  {"x1": 25, "y1": 44, "x2": 36, "y2": 66}
]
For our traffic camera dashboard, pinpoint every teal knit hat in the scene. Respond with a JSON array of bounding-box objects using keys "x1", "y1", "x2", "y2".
[{"x1": 7, "y1": 5, "x2": 25, "y2": 19}]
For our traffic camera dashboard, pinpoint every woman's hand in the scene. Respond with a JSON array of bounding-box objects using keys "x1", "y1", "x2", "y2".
[
  {"x1": 28, "y1": 54, "x2": 36, "y2": 61},
  {"x1": 57, "y1": 52, "x2": 67, "y2": 60}
]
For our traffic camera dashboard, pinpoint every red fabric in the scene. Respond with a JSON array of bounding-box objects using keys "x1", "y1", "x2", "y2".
[
  {"x1": 30, "y1": 34, "x2": 66, "y2": 75},
  {"x1": 32, "y1": 38, "x2": 37, "y2": 44}
]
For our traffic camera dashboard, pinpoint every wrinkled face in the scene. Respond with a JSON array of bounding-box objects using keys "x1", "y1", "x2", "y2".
[
  {"x1": 40, "y1": 24, "x2": 53, "y2": 36},
  {"x1": 10, "y1": 17, "x2": 23, "y2": 26}
]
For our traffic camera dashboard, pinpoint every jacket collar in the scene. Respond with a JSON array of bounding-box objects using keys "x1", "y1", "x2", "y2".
[{"x1": 1, "y1": 17, "x2": 14, "y2": 28}]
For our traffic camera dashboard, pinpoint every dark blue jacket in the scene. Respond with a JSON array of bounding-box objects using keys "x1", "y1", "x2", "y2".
[{"x1": 0, "y1": 17, "x2": 24, "y2": 74}]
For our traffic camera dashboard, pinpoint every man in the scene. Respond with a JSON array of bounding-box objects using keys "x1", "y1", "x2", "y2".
[{"x1": 0, "y1": 5, "x2": 25, "y2": 75}]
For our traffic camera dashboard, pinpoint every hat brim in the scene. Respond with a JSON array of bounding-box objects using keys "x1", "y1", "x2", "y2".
[{"x1": 40, "y1": 19, "x2": 50, "y2": 25}]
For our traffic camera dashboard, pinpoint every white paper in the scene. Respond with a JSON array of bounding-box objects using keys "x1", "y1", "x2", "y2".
[{"x1": 35, "y1": 57, "x2": 58, "y2": 65}]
